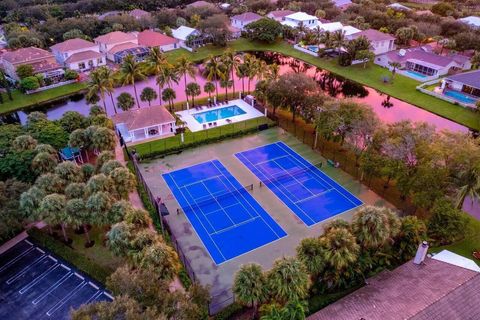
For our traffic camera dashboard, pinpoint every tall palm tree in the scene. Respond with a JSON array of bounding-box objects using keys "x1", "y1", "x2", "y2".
[
  {"x1": 86, "y1": 69, "x2": 109, "y2": 113},
  {"x1": 332, "y1": 29, "x2": 346, "y2": 54},
  {"x1": 221, "y1": 49, "x2": 240, "y2": 98},
  {"x1": 268, "y1": 63, "x2": 280, "y2": 81},
  {"x1": 236, "y1": 63, "x2": 248, "y2": 95},
  {"x1": 321, "y1": 227, "x2": 359, "y2": 272},
  {"x1": 204, "y1": 81, "x2": 215, "y2": 101},
  {"x1": 99, "y1": 66, "x2": 117, "y2": 114},
  {"x1": 40, "y1": 193, "x2": 69, "y2": 243},
  {"x1": 203, "y1": 55, "x2": 223, "y2": 100},
  {"x1": 66, "y1": 198, "x2": 94, "y2": 247},
  {"x1": 220, "y1": 77, "x2": 233, "y2": 101},
  {"x1": 233, "y1": 264, "x2": 267, "y2": 315},
  {"x1": 156, "y1": 64, "x2": 179, "y2": 105},
  {"x1": 162, "y1": 88, "x2": 176, "y2": 111},
  {"x1": 267, "y1": 257, "x2": 310, "y2": 304},
  {"x1": 455, "y1": 163, "x2": 480, "y2": 209},
  {"x1": 120, "y1": 55, "x2": 145, "y2": 108},
  {"x1": 185, "y1": 82, "x2": 201, "y2": 107},
  {"x1": 243, "y1": 54, "x2": 259, "y2": 93},
  {"x1": 147, "y1": 47, "x2": 168, "y2": 104},
  {"x1": 388, "y1": 61, "x2": 402, "y2": 81},
  {"x1": 296, "y1": 237, "x2": 326, "y2": 279},
  {"x1": 175, "y1": 56, "x2": 197, "y2": 105},
  {"x1": 351, "y1": 206, "x2": 392, "y2": 249}
]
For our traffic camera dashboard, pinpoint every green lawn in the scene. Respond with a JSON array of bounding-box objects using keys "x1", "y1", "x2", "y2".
[
  {"x1": 166, "y1": 39, "x2": 480, "y2": 131},
  {"x1": 0, "y1": 82, "x2": 87, "y2": 115},
  {"x1": 131, "y1": 117, "x2": 272, "y2": 158},
  {"x1": 431, "y1": 214, "x2": 480, "y2": 266}
]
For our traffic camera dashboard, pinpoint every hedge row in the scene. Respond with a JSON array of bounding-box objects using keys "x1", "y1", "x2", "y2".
[{"x1": 27, "y1": 228, "x2": 111, "y2": 284}]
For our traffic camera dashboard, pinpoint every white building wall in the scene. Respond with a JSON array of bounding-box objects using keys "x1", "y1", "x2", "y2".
[
  {"x1": 52, "y1": 45, "x2": 101, "y2": 65},
  {"x1": 66, "y1": 55, "x2": 106, "y2": 71}
]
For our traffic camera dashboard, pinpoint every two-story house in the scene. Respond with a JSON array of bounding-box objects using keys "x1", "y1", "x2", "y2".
[
  {"x1": 231, "y1": 12, "x2": 262, "y2": 31},
  {"x1": 94, "y1": 31, "x2": 140, "y2": 62},
  {"x1": 347, "y1": 29, "x2": 396, "y2": 56},
  {"x1": 50, "y1": 38, "x2": 106, "y2": 71},
  {"x1": 1, "y1": 47, "x2": 64, "y2": 81},
  {"x1": 281, "y1": 12, "x2": 320, "y2": 30}
]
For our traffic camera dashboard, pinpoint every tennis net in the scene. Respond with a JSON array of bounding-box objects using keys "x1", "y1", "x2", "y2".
[{"x1": 179, "y1": 184, "x2": 254, "y2": 214}]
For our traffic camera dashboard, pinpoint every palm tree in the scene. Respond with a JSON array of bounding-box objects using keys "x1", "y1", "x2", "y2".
[
  {"x1": 66, "y1": 198, "x2": 94, "y2": 247},
  {"x1": 91, "y1": 127, "x2": 116, "y2": 152},
  {"x1": 156, "y1": 64, "x2": 179, "y2": 105},
  {"x1": 267, "y1": 257, "x2": 310, "y2": 304},
  {"x1": 137, "y1": 240, "x2": 180, "y2": 281},
  {"x1": 203, "y1": 55, "x2": 222, "y2": 100},
  {"x1": 40, "y1": 193, "x2": 69, "y2": 243},
  {"x1": 147, "y1": 48, "x2": 168, "y2": 104},
  {"x1": 107, "y1": 221, "x2": 133, "y2": 257},
  {"x1": 455, "y1": 163, "x2": 480, "y2": 209},
  {"x1": 109, "y1": 167, "x2": 136, "y2": 200},
  {"x1": 351, "y1": 206, "x2": 392, "y2": 249},
  {"x1": 296, "y1": 237, "x2": 326, "y2": 279},
  {"x1": 99, "y1": 66, "x2": 117, "y2": 114},
  {"x1": 220, "y1": 78, "x2": 233, "y2": 101},
  {"x1": 32, "y1": 152, "x2": 58, "y2": 174},
  {"x1": 204, "y1": 81, "x2": 215, "y2": 101},
  {"x1": 120, "y1": 55, "x2": 145, "y2": 108},
  {"x1": 321, "y1": 227, "x2": 359, "y2": 272},
  {"x1": 86, "y1": 69, "x2": 109, "y2": 113},
  {"x1": 140, "y1": 87, "x2": 157, "y2": 106},
  {"x1": 243, "y1": 54, "x2": 258, "y2": 93},
  {"x1": 185, "y1": 82, "x2": 201, "y2": 107},
  {"x1": 0, "y1": 70, "x2": 13, "y2": 101},
  {"x1": 332, "y1": 29, "x2": 346, "y2": 54},
  {"x1": 236, "y1": 63, "x2": 248, "y2": 95},
  {"x1": 233, "y1": 264, "x2": 267, "y2": 315},
  {"x1": 268, "y1": 63, "x2": 280, "y2": 81},
  {"x1": 388, "y1": 61, "x2": 401, "y2": 81},
  {"x1": 175, "y1": 56, "x2": 197, "y2": 105},
  {"x1": 117, "y1": 92, "x2": 135, "y2": 111},
  {"x1": 221, "y1": 49, "x2": 240, "y2": 98},
  {"x1": 162, "y1": 88, "x2": 176, "y2": 111}
]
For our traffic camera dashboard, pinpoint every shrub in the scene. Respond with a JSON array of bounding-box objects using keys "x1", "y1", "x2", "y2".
[
  {"x1": 428, "y1": 198, "x2": 467, "y2": 245},
  {"x1": 64, "y1": 69, "x2": 79, "y2": 80},
  {"x1": 20, "y1": 76, "x2": 40, "y2": 91},
  {"x1": 16, "y1": 64, "x2": 35, "y2": 79}
]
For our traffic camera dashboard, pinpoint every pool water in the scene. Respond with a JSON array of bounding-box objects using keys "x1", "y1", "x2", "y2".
[
  {"x1": 193, "y1": 105, "x2": 246, "y2": 124},
  {"x1": 404, "y1": 70, "x2": 428, "y2": 79},
  {"x1": 444, "y1": 90, "x2": 477, "y2": 104},
  {"x1": 307, "y1": 45, "x2": 319, "y2": 53}
]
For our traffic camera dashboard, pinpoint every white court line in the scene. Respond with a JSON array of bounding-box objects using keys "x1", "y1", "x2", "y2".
[
  {"x1": 293, "y1": 189, "x2": 334, "y2": 204},
  {"x1": 169, "y1": 164, "x2": 227, "y2": 263},
  {"x1": 0, "y1": 247, "x2": 35, "y2": 273},
  {"x1": 32, "y1": 271, "x2": 73, "y2": 305},
  {"x1": 276, "y1": 141, "x2": 362, "y2": 207},
  {"x1": 212, "y1": 160, "x2": 286, "y2": 239},
  {"x1": 18, "y1": 263, "x2": 60, "y2": 294},
  {"x1": 180, "y1": 173, "x2": 224, "y2": 188},
  {"x1": 46, "y1": 280, "x2": 86, "y2": 316},
  {"x1": 236, "y1": 151, "x2": 316, "y2": 226},
  {"x1": 6, "y1": 254, "x2": 49, "y2": 285},
  {"x1": 210, "y1": 217, "x2": 259, "y2": 235}
]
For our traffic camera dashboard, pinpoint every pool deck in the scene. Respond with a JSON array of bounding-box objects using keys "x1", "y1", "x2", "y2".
[
  {"x1": 175, "y1": 99, "x2": 264, "y2": 132},
  {"x1": 137, "y1": 127, "x2": 394, "y2": 313}
]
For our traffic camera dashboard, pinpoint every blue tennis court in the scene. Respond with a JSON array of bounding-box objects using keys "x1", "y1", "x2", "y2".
[
  {"x1": 162, "y1": 160, "x2": 287, "y2": 265},
  {"x1": 236, "y1": 142, "x2": 363, "y2": 227}
]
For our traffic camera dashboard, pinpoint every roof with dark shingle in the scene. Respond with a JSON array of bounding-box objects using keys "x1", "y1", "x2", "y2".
[
  {"x1": 445, "y1": 70, "x2": 480, "y2": 89},
  {"x1": 308, "y1": 258, "x2": 479, "y2": 320}
]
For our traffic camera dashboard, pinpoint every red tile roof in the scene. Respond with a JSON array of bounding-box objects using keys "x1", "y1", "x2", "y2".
[
  {"x1": 50, "y1": 38, "x2": 96, "y2": 52},
  {"x1": 308, "y1": 258, "x2": 479, "y2": 320},
  {"x1": 2, "y1": 47, "x2": 53, "y2": 65},
  {"x1": 350, "y1": 29, "x2": 395, "y2": 42},
  {"x1": 94, "y1": 31, "x2": 137, "y2": 45},
  {"x1": 267, "y1": 10, "x2": 295, "y2": 18},
  {"x1": 137, "y1": 30, "x2": 179, "y2": 47},
  {"x1": 65, "y1": 50, "x2": 104, "y2": 64},
  {"x1": 108, "y1": 42, "x2": 142, "y2": 54}
]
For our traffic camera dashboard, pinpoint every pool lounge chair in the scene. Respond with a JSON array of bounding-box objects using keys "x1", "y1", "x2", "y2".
[
  {"x1": 213, "y1": 122, "x2": 217, "y2": 126},
  {"x1": 203, "y1": 124, "x2": 207, "y2": 129}
]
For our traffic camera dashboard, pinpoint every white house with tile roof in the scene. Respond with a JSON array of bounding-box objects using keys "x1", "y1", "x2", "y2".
[
  {"x1": 231, "y1": 12, "x2": 262, "y2": 30},
  {"x1": 50, "y1": 38, "x2": 105, "y2": 71},
  {"x1": 281, "y1": 12, "x2": 320, "y2": 30}
]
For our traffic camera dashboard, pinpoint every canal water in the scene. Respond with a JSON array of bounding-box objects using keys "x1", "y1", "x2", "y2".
[{"x1": 3, "y1": 52, "x2": 472, "y2": 134}]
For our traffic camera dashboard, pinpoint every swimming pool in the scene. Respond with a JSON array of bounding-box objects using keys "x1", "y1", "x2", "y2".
[
  {"x1": 307, "y1": 45, "x2": 319, "y2": 53},
  {"x1": 193, "y1": 105, "x2": 246, "y2": 124},
  {"x1": 443, "y1": 90, "x2": 477, "y2": 104},
  {"x1": 404, "y1": 70, "x2": 428, "y2": 80}
]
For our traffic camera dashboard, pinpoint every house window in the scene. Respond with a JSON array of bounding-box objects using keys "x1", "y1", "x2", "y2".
[
  {"x1": 78, "y1": 62, "x2": 86, "y2": 69},
  {"x1": 88, "y1": 60, "x2": 94, "y2": 67},
  {"x1": 97, "y1": 58, "x2": 103, "y2": 64}
]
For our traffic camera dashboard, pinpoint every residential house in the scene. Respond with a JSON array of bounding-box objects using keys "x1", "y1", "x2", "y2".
[
  {"x1": 387, "y1": 3, "x2": 412, "y2": 11},
  {"x1": 318, "y1": 22, "x2": 360, "y2": 36},
  {"x1": 94, "y1": 31, "x2": 145, "y2": 63},
  {"x1": 308, "y1": 250, "x2": 480, "y2": 320},
  {"x1": 1, "y1": 47, "x2": 64, "y2": 81},
  {"x1": 128, "y1": 9, "x2": 151, "y2": 20},
  {"x1": 50, "y1": 38, "x2": 105, "y2": 71},
  {"x1": 266, "y1": 10, "x2": 295, "y2": 22},
  {"x1": 281, "y1": 12, "x2": 320, "y2": 30},
  {"x1": 347, "y1": 29, "x2": 396, "y2": 55},
  {"x1": 441, "y1": 70, "x2": 480, "y2": 103},
  {"x1": 231, "y1": 12, "x2": 262, "y2": 31},
  {"x1": 458, "y1": 16, "x2": 480, "y2": 29},
  {"x1": 375, "y1": 47, "x2": 472, "y2": 80},
  {"x1": 186, "y1": 1, "x2": 215, "y2": 9},
  {"x1": 172, "y1": 26, "x2": 202, "y2": 48},
  {"x1": 137, "y1": 30, "x2": 179, "y2": 52},
  {"x1": 113, "y1": 105, "x2": 176, "y2": 144},
  {"x1": 331, "y1": 0, "x2": 353, "y2": 11}
]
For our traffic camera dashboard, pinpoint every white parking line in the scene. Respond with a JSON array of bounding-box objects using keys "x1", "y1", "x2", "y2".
[{"x1": 32, "y1": 272, "x2": 73, "y2": 305}]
